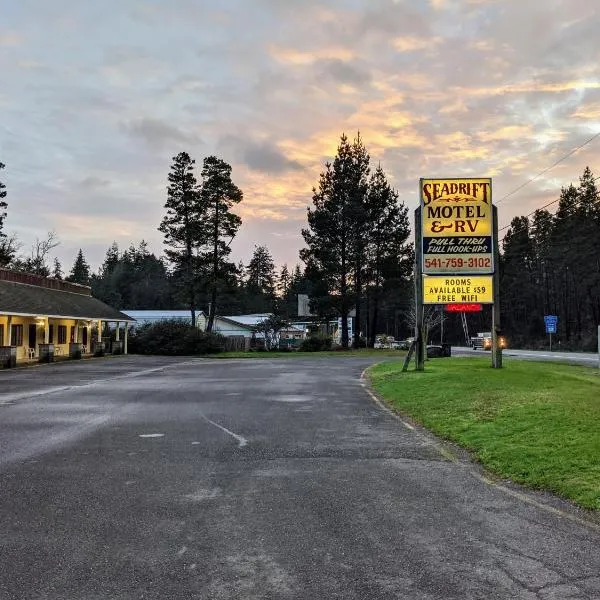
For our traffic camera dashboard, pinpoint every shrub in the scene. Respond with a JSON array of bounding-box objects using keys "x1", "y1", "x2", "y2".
[
  {"x1": 129, "y1": 320, "x2": 225, "y2": 356},
  {"x1": 299, "y1": 334, "x2": 332, "y2": 352}
]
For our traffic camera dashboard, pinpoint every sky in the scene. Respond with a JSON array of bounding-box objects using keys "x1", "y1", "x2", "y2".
[{"x1": 1, "y1": 0, "x2": 599, "y2": 273}]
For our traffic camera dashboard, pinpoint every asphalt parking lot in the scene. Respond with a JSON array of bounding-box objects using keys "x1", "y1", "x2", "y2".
[{"x1": 1, "y1": 355, "x2": 599, "y2": 599}]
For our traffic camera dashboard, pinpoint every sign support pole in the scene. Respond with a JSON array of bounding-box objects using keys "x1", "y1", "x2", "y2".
[
  {"x1": 414, "y1": 207, "x2": 425, "y2": 371},
  {"x1": 549, "y1": 332, "x2": 552, "y2": 352},
  {"x1": 491, "y1": 205, "x2": 502, "y2": 369}
]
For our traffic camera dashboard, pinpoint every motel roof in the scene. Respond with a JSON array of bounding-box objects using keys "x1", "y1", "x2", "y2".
[{"x1": 0, "y1": 270, "x2": 134, "y2": 322}]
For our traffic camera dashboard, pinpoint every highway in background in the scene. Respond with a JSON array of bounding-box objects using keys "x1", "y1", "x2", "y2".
[{"x1": 453, "y1": 346, "x2": 599, "y2": 367}]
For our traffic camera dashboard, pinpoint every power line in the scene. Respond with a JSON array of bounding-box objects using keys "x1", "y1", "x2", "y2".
[
  {"x1": 496, "y1": 130, "x2": 600, "y2": 206},
  {"x1": 499, "y1": 175, "x2": 600, "y2": 233}
]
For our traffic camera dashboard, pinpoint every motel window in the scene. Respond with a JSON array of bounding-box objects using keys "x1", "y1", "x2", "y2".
[
  {"x1": 49, "y1": 324, "x2": 54, "y2": 344},
  {"x1": 11, "y1": 324, "x2": 24, "y2": 347},
  {"x1": 70, "y1": 326, "x2": 75, "y2": 343},
  {"x1": 0, "y1": 324, "x2": 4, "y2": 345},
  {"x1": 57, "y1": 325, "x2": 67, "y2": 345}
]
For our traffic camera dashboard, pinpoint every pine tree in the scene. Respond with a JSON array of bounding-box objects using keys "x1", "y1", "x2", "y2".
[
  {"x1": 198, "y1": 156, "x2": 243, "y2": 332},
  {"x1": 246, "y1": 245, "x2": 276, "y2": 296},
  {"x1": 67, "y1": 249, "x2": 91, "y2": 286},
  {"x1": 292, "y1": 264, "x2": 302, "y2": 284},
  {"x1": 159, "y1": 152, "x2": 202, "y2": 324},
  {"x1": 0, "y1": 162, "x2": 7, "y2": 237},
  {"x1": 53, "y1": 257, "x2": 63, "y2": 280},
  {"x1": 301, "y1": 133, "x2": 369, "y2": 348},
  {"x1": 278, "y1": 264, "x2": 290, "y2": 297},
  {"x1": 501, "y1": 217, "x2": 536, "y2": 341},
  {"x1": 0, "y1": 161, "x2": 13, "y2": 266},
  {"x1": 348, "y1": 133, "x2": 371, "y2": 348},
  {"x1": 365, "y1": 165, "x2": 412, "y2": 346}
]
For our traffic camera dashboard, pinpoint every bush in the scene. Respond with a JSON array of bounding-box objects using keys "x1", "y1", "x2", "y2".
[
  {"x1": 299, "y1": 334, "x2": 332, "y2": 352},
  {"x1": 129, "y1": 320, "x2": 225, "y2": 356}
]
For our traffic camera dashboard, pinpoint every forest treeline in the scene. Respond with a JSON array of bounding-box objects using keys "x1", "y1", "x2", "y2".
[{"x1": 1, "y1": 151, "x2": 598, "y2": 349}]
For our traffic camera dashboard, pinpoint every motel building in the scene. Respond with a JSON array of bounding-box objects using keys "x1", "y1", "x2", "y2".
[{"x1": 0, "y1": 268, "x2": 135, "y2": 368}]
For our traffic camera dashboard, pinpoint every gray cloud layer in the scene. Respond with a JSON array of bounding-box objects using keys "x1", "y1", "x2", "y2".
[{"x1": 1, "y1": 0, "x2": 599, "y2": 271}]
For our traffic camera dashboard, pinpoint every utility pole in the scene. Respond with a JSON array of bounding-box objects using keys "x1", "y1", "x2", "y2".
[{"x1": 491, "y1": 205, "x2": 503, "y2": 369}]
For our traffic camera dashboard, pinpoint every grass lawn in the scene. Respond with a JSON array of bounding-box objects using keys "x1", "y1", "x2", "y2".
[
  {"x1": 369, "y1": 358, "x2": 600, "y2": 510},
  {"x1": 211, "y1": 349, "x2": 407, "y2": 359}
]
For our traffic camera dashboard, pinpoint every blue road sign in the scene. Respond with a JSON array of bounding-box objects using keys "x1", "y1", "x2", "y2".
[{"x1": 544, "y1": 315, "x2": 558, "y2": 334}]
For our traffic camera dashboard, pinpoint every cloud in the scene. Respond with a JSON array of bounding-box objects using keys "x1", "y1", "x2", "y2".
[
  {"x1": 318, "y1": 59, "x2": 372, "y2": 86},
  {"x1": 220, "y1": 137, "x2": 304, "y2": 175},
  {"x1": 2, "y1": 0, "x2": 600, "y2": 272},
  {"x1": 123, "y1": 118, "x2": 202, "y2": 150},
  {"x1": 78, "y1": 176, "x2": 111, "y2": 190},
  {"x1": 269, "y1": 45, "x2": 355, "y2": 66},
  {"x1": 393, "y1": 36, "x2": 442, "y2": 52},
  {"x1": 0, "y1": 31, "x2": 23, "y2": 46}
]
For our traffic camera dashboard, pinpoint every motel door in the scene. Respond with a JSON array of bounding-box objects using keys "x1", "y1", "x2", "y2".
[
  {"x1": 82, "y1": 327, "x2": 88, "y2": 346},
  {"x1": 28, "y1": 324, "x2": 37, "y2": 350}
]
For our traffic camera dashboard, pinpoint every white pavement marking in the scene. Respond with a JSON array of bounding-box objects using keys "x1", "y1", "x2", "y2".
[
  {"x1": 139, "y1": 433, "x2": 165, "y2": 438},
  {"x1": 0, "y1": 359, "x2": 207, "y2": 406},
  {"x1": 201, "y1": 416, "x2": 248, "y2": 448}
]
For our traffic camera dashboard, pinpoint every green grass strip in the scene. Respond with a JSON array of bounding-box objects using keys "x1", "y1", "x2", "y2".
[{"x1": 370, "y1": 358, "x2": 600, "y2": 510}]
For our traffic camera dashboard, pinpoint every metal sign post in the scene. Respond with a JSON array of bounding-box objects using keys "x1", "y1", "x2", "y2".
[
  {"x1": 544, "y1": 315, "x2": 558, "y2": 352},
  {"x1": 414, "y1": 207, "x2": 425, "y2": 371}
]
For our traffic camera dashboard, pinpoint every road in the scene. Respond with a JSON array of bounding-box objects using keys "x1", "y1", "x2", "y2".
[
  {"x1": 1, "y1": 356, "x2": 599, "y2": 599},
  {"x1": 453, "y1": 346, "x2": 599, "y2": 366}
]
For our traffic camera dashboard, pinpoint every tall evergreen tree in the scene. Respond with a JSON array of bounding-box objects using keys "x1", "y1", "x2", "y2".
[
  {"x1": 278, "y1": 264, "x2": 291, "y2": 298},
  {"x1": 159, "y1": 152, "x2": 202, "y2": 324},
  {"x1": 198, "y1": 156, "x2": 243, "y2": 332},
  {"x1": 530, "y1": 209, "x2": 554, "y2": 316},
  {"x1": 246, "y1": 245, "x2": 276, "y2": 297},
  {"x1": 0, "y1": 161, "x2": 13, "y2": 266},
  {"x1": 67, "y1": 249, "x2": 91, "y2": 285},
  {"x1": 365, "y1": 165, "x2": 412, "y2": 346},
  {"x1": 53, "y1": 257, "x2": 63, "y2": 280},
  {"x1": 91, "y1": 241, "x2": 174, "y2": 310},
  {"x1": 301, "y1": 133, "x2": 363, "y2": 348},
  {"x1": 242, "y1": 245, "x2": 277, "y2": 314},
  {"x1": 347, "y1": 134, "x2": 371, "y2": 348},
  {"x1": 0, "y1": 162, "x2": 7, "y2": 238},
  {"x1": 501, "y1": 217, "x2": 535, "y2": 340}
]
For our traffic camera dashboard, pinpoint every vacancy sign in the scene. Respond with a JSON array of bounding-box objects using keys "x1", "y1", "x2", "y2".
[
  {"x1": 421, "y1": 178, "x2": 494, "y2": 275},
  {"x1": 423, "y1": 275, "x2": 494, "y2": 305}
]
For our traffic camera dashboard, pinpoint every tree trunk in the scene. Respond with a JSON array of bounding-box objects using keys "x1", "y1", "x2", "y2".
[
  {"x1": 340, "y1": 237, "x2": 349, "y2": 349},
  {"x1": 206, "y1": 198, "x2": 219, "y2": 333},
  {"x1": 370, "y1": 294, "x2": 379, "y2": 348},
  {"x1": 354, "y1": 263, "x2": 361, "y2": 349}
]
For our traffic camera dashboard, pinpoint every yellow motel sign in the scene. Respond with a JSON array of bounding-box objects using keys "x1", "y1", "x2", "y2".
[
  {"x1": 421, "y1": 178, "x2": 494, "y2": 275},
  {"x1": 423, "y1": 275, "x2": 494, "y2": 305}
]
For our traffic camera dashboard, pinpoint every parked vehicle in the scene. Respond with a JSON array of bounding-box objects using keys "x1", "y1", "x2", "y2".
[
  {"x1": 398, "y1": 337, "x2": 414, "y2": 350},
  {"x1": 374, "y1": 335, "x2": 400, "y2": 349}
]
